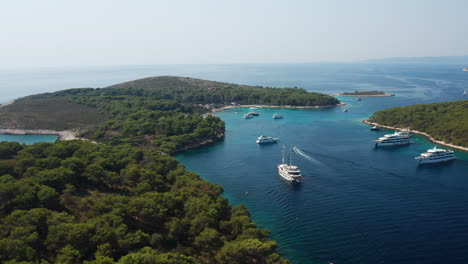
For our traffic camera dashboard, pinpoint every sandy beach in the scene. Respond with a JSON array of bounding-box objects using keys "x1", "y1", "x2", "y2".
[
  {"x1": 333, "y1": 94, "x2": 395, "y2": 97},
  {"x1": 363, "y1": 120, "x2": 468, "y2": 152}
]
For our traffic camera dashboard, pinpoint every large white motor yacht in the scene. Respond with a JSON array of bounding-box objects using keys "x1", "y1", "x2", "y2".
[
  {"x1": 373, "y1": 131, "x2": 411, "y2": 146},
  {"x1": 415, "y1": 146, "x2": 456, "y2": 164},
  {"x1": 256, "y1": 136, "x2": 280, "y2": 144},
  {"x1": 278, "y1": 146, "x2": 303, "y2": 183}
]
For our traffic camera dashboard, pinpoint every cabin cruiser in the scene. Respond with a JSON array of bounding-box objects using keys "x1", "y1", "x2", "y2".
[
  {"x1": 278, "y1": 146, "x2": 303, "y2": 183},
  {"x1": 415, "y1": 146, "x2": 456, "y2": 164},
  {"x1": 373, "y1": 130, "x2": 411, "y2": 146},
  {"x1": 272, "y1": 113, "x2": 283, "y2": 119},
  {"x1": 256, "y1": 136, "x2": 280, "y2": 144}
]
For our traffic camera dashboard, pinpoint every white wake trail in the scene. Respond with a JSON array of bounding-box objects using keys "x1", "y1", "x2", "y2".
[{"x1": 293, "y1": 146, "x2": 322, "y2": 165}]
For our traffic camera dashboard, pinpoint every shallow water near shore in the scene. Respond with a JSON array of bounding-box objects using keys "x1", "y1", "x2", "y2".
[
  {"x1": 0, "y1": 134, "x2": 58, "y2": 144},
  {"x1": 1, "y1": 63, "x2": 467, "y2": 263}
]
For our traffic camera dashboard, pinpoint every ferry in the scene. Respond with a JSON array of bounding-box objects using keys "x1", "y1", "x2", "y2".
[
  {"x1": 415, "y1": 146, "x2": 456, "y2": 164},
  {"x1": 373, "y1": 130, "x2": 411, "y2": 146},
  {"x1": 272, "y1": 113, "x2": 283, "y2": 119},
  {"x1": 256, "y1": 135, "x2": 280, "y2": 144},
  {"x1": 278, "y1": 146, "x2": 303, "y2": 183}
]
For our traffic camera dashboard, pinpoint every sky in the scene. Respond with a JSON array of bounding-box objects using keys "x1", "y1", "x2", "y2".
[{"x1": 1, "y1": 0, "x2": 468, "y2": 68}]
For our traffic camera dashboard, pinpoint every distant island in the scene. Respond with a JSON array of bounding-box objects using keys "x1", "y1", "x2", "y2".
[
  {"x1": 366, "y1": 100, "x2": 468, "y2": 151},
  {"x1": 462, "y1": 67, "x2": 468, "y2": 72},
  {"x1": 0, "y1": 76, "x2": 340, "y2": 154},
  {"x1": 335, "y1": 91, "x2": 394, "y2": 97}
]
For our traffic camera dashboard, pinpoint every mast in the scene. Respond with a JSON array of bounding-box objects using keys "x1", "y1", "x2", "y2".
[
  {"x1": 289, "y1": 146, "x2": 292, "y2": 166},
  {"x1": 281, "y1": 145, "x2": 285, "y2": 164}
]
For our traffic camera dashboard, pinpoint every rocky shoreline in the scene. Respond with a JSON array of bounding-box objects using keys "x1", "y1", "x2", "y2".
[
  {"x1": 333, "y1": 94, "x2": 394, "y2": 97},
  {"x1": 363, "y1": 120, "x2": 468, "y2": 152}
]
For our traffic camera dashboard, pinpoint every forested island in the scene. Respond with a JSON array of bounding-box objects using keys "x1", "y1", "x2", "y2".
[
  {"x1": 366, "y1": 100, "x2": 468, "y2": 149},
  {"x1": 0, "y1": 76, "x2": 341, "y2": 263},
  {"x1": 0, "y1": 76, "x2": 340, "y2": 154},
  {"x1": 336, "y1": 91, "x2": 394, "y2": 97}
]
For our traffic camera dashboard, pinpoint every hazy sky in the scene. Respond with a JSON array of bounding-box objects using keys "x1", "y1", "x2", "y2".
[{"x1": 1, "y1": 0, "x2": 467, "y2": 67}]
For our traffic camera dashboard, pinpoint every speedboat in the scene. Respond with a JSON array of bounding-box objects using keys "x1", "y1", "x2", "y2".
[
  {"x1": 250, "y1": 106, "x2": 258, "y2": 110},
  {"x1": 256, "y1": 135, "x2": 280, "y2": 144},
  {"x1": 415, "y1": 146, "x2": 456, "y2": 164},
  {"x1": 278, "y1": 146, "x2": 303, "y2": 183},
  {"x1": 343, "y1": 108, "x2": 348, "y2": 112},
  {"x1": 370, "y1": 126, "x2": 380, "y2": 131},
  {"x1": 247, "y1": 112, "x2": 259, "y2": 116},
  {"x1": 272, "y1": 113, "x2": 283, "y2": 119},
  {"x1": 243, "y1": 114, "x2": 253, "y2": 119}
]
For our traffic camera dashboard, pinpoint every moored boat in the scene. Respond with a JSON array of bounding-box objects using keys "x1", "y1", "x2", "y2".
[
  {"x1": 415, "y1": 146, "x2": 456, "y2": 164},
  {"x1": 256, "y1": 135, "x2": 280, "y2": 144},
  {"x1": 373, "y1": 130, "x2": 411, "y2": 146},
  {"x1": 243, "y1": 114, "x2": 253, "y2": 119},
  {"x1": 247, "y1": 112, "x2": 259, "y2": 116},
  {"x1": 370, "y1": 126, "x2": 380, "y2": 131}
]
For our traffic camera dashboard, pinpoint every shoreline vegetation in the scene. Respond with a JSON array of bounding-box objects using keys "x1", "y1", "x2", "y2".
[
  {"x1": 0, "y1": 76, "x2": 341, "y2": 263},
  {"x1": 363, "y1": 120, "x2": 468, "y2": 152},
  {"x1": 365, "y1": 100, "x2": 468, "y2": 152},
  {"x1": 333, "y1": 91, "x2": 394, "y2": 97},
  {"x1": 211, "y1": 102, "x2": 346, "y2": 113}
]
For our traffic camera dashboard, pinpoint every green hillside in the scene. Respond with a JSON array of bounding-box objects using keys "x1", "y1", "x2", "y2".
[
  {"x1": 0, "y1": 140, "x2": 288, "y2": 264},
  {"x1": 367, "y1": 100, "x2": 468, "y2": 147}
]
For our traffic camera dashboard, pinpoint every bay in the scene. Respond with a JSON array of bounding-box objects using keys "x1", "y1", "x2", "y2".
[
  {"x1": 1, "y1": 63, "x2": 467, "y2": 263},
  {"x1": 0, "y1": 134, "x2": 58, "y2": 144}
]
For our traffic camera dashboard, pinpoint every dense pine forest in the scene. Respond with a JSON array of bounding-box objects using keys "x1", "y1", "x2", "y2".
[
  {"x1": 368, "y1": 100, "x2": 468, "y2": 147},
  {"x1": 0, "y1": 77, "x2": 339, "y2": 263},
  {"x1": 0, "y1": 140, "x2": 289, "y2": 263}
]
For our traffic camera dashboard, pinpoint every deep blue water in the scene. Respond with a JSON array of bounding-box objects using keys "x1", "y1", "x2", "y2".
[
  {"x1": 1, "y1": 63, "x2": 467, "y2": 263},
  {"x1": 0, "y1": 134, "x2": 58, "y2": 144}
]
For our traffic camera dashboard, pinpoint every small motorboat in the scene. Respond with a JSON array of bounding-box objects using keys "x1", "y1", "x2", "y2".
[{"x1": 370, "y1": 126, "x2": 380, "y2": 131}]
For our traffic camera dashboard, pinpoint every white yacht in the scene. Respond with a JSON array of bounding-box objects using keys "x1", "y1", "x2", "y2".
[
  {"x1": 343, "y1": 108, "x2": 348, "y2": 112},
  {"x1": 256, "y1": 135, "x2": 280, "y2": 144},
  {"x1": 370, "y1": 126, "x2": 380, "y2": 131},
  {"x1": 247, "y1": 112, "x2": 259, "y2": 116},
  {"x1": 415, "y1": 146, "x2": 456, "y2": 164},
  {"x1": 373, "y1": 130, "x2": 411, "y2": 146},
  {"x1": 272, "y1": 113, "x2": 283, "y2": 119},
  {"x1": 243, "y1": 114, "x2": 253, "y2": 119},
  {"x1": 278, "y1": 146, "x2": 303, "y2": 183},
  {"x1": 250, "y1": 106, "x2": 258, "y2": 110}
]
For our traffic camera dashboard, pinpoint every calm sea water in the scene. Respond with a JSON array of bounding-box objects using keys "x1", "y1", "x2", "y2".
[
  {"x1": 0, "y1": 134, "x2": 58, "y2": 144},
  {"x1": 1, "y1": 63, "x2": 468, "y2": 263}
]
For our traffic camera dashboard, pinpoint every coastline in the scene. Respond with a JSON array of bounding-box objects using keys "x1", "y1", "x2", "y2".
[
  {"x1": 211, "y1": 103, "x2": 346, "y2": 113},
  {"x1": 363, "y1": 120, "x2": 468, "y2": 152},
  {"x1": 0, "y1": 128, "x2": 79, "y2": 141},
  {"x1": 333, "y1": 94, "x2": 395, "y2": 97},
  {"x1": 0, "y1": 100, "x2": 16, "y2": 108}
]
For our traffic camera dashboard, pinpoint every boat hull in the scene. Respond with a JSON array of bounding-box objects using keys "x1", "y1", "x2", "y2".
[
  {"x1": 417, "y1": 156, "x2": 456, "y2": 164},
  {"x1": 375, "y1": 140, "x2": 411, "y2": 146}
]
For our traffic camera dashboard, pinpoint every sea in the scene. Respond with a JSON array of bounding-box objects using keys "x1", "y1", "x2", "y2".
[{"x1": 1, "y1": 63, "x2": 468, "y2": 263}]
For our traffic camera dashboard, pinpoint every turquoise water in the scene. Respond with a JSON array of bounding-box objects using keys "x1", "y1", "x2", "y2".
[
  {"x1": 0, "y1": 134, "x2": 58, "y2": 144},
  {"x1": 1, "y1": 63, "x2": 468, "y2": 263}
]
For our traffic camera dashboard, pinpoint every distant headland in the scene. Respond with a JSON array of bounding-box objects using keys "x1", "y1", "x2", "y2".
[{"x1": 334, "y1": 91, "x2": 394, "y2": 97}]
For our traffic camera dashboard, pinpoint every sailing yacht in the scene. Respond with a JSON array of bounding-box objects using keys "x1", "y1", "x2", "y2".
[{"x1": 277, "y1": 146, "x2": 303, "y2": 183}]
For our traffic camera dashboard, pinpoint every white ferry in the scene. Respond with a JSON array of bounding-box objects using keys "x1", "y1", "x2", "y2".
[
  {"x1": 272, "y1": 113, "x2": 283, "y2": 119},
  {"x1": 278, "y1": 146, "x2": 303, "y2": 183},
  {"x1": 256, "y1": 135, "x2": 279, "y2": 144},
  {"x1": 373, "y1": 131, "x2": 411, "y2": 146},
  {"x1": 415, "y1": 146, "x2": 456, "y2": 164}
]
